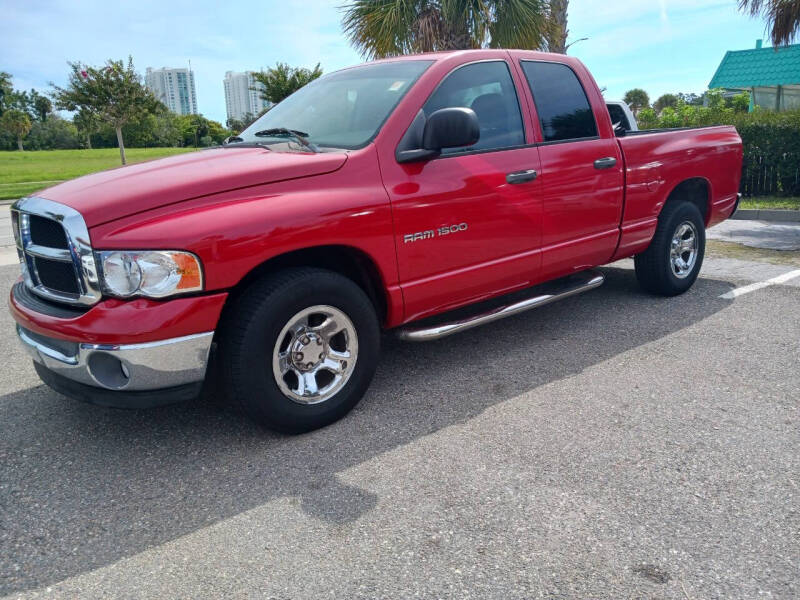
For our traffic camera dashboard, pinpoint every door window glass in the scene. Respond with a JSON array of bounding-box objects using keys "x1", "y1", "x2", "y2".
[
  {"x1": 521, "y1": 61, "x2": 598, "y2": 142},
  {"x1": 423, "y1": 61, "x2": 525, "y2": 154}
]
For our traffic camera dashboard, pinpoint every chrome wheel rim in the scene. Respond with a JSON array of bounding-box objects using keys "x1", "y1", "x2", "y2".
[
  {"x1": 272, "y1": 305, "x2": 358, "y2": 405},
  {"x1": 670, "y1": 221, "x2": 698, "y2": 279}
]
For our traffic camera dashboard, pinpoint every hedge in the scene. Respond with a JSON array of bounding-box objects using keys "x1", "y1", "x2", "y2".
[{"x1": 637, "y1": 94, "x2": 800, "y2": 197}]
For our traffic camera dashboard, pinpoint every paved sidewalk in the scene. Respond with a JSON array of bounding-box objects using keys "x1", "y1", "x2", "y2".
[
  {"x1": 708, "y1": 218, "x2": 800, "y2": 251},
  {"x1": 0, "y1": 207, "x2": 15, "y2": 266}
]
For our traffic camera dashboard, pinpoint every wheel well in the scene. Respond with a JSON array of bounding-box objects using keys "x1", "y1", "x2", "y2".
[
  {"x1": 225, "y1": 245, "x2": 388, "y2": 322},
  {"x1": 663, "y1": 178, "x2": 710, "y2": 224}
]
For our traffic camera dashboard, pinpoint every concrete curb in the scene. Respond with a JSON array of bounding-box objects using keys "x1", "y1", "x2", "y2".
[{"x1": 733, "y1": 208, "x2": 800, "y2": 223}]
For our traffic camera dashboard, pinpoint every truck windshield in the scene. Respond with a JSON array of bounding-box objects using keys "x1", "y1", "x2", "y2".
[{"x1": 236, "y1": 60, "x2": 433, "y2": 150}]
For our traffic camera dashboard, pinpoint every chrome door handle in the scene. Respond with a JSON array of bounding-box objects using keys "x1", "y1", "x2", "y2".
[
  {"x1": 506, "y1": 169, "x2": 538, "y2": 184},
  {"x1": 593, "y1": 157, "x2": 617, "y2": 169}
]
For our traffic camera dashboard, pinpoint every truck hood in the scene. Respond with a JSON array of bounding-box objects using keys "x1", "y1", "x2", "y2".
[{"x1": 36, "y1": 146, "x2": 348, "y2": 227}]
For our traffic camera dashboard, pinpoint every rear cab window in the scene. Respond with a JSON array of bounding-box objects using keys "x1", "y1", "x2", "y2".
[{"x1": 520, "y1": 61, "x2": 598, "y2": 142}]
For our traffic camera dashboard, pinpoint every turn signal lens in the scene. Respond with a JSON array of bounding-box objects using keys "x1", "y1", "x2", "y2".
[{"x1": 98, "y1": 250, "x2": 203, "y2": 298}]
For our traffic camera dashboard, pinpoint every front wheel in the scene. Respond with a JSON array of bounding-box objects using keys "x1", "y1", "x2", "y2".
[
  {"x1": 634, "y1": 200, "x2": 705, "y2": 296},
  {"x1": 220, "y1": 268, "x2": 380, "y2": 433}
]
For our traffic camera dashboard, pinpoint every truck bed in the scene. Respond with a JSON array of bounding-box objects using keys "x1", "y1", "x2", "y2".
[{"x1": 612, "y1": 124, "x2": 743, "y2": 260}]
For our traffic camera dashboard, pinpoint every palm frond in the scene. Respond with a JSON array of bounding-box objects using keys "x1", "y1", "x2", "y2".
[
  {"x1": 341, "y1": 0, "x2": 425, "y2": 58},
  {"x1": 341, "y1": 0, "x2": 555, "y2": 56},
  {"x1": 739, "y1": 0, "x2": 800, "y2": 46},
  {"x1": 487, "y1": 0, "x2": 554, "y2": 50}
]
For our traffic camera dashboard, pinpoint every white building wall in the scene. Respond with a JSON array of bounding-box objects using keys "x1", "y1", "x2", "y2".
[
  {"x1": 145, "y1": 67, "x2": 198, "y2": 115},
  {"x1": 223, "y1": 71, "x2": 270, "y2": 122}
]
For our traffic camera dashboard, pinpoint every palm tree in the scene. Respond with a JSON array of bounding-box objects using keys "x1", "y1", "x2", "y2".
[
  {"x1": 546, "y1": 0, "x2": 568, "y2": 53},
  {"x1": 342, "y1": 0, "x2": 555, "y2": 59},
  {"x1": 739, "y1": 0, "x2": 800, "y2": 46},
  {"x1": 0, "y1": 109, "x2": 32, "y2": 150}
]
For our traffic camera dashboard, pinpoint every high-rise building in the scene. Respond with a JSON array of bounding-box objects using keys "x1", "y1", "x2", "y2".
[
  {"x1": 145, "y1": 67, "x2": 198, "y2": 115},
  {"x1": 223, "y1": 71, "x2": 270, "y2": 123}
]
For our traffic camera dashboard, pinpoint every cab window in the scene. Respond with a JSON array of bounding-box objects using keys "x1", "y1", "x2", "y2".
[
  {"x1": 423, "y1": 61, "x2": 525, "y2": 154},
  {"x1": 521, "y1": 61, "x2": 598, "y2": 142}
]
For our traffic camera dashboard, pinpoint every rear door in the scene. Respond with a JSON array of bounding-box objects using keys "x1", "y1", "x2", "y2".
[{"x1": 517, "y1": 60, "x2": 624, "y2": 280}]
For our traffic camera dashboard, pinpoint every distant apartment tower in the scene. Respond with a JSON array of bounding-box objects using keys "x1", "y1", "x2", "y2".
[
  {"x1": 145, "y1": 67, "x2": 198, "y2": 115},
  {"x1": 223, "y1": 71, "x2": 270, "y2": 122}
]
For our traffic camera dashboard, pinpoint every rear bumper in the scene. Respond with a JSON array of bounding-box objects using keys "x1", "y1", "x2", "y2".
[{"x1": 17, "y1": 324, "x2": 213, "y2": 405}]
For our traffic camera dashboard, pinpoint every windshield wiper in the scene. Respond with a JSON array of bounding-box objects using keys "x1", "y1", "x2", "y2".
[{"x1": 253, "y1": 128, "x2": 319, "y2": 152}]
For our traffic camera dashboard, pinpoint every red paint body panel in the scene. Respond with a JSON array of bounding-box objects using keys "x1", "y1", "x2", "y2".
[
  {"x1": 37, "y1": 147, "x2": 348, "y2": 227},
  {"x1": 9, "y1": 49, "x2": 743, "y2": 344},
  {"x1": 10, "y1": 284, "x2": 228, "y2": 344}
]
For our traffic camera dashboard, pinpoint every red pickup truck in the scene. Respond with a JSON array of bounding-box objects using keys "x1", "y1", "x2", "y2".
[{"x1": 9, "y1": 50, "x2": 742, "y2": 432}]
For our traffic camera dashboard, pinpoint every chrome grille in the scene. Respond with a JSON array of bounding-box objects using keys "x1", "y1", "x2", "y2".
[{"x1": 11, "y1": 197, "x2": 101, "y2": 306}]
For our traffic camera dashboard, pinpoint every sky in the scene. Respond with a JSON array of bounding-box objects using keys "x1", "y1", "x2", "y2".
[{"x1": 1, "y1": 0, "x2": 770, "y2": 124}]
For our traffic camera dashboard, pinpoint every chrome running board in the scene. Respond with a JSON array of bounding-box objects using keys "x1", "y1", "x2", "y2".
[{"x1": 396, "y1": 269, "x2": 605, "y2": 342}]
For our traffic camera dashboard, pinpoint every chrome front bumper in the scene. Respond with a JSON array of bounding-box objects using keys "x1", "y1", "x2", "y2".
[{"x1": 17, "y1": 326, "x2": 214, "y2": 392}]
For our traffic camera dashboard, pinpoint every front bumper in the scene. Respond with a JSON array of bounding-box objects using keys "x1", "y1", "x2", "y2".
[{"x1": 17, "y1": 324, "x2": 213, "y2": 406}]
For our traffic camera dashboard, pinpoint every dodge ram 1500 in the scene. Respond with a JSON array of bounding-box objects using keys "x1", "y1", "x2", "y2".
[{"x1": 9, "y1": 50, "x2": 743, "y2": 432}]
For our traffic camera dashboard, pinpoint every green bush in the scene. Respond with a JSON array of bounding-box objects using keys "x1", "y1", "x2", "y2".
[{"x1": 637, "y1": 90, "x2": 800, "y2": 197}]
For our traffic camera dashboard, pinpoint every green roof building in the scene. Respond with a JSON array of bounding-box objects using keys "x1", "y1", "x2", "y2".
[{"x1": 709, "y1": 40, "x2": 800, "y2": 111}]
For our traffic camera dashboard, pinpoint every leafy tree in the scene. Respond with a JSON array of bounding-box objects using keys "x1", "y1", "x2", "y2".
[
  {"x1": 677, "y1": 92, "x2": 703, "y2": 106},
  {"x1": 31, "y1": 91, "x2": 53, "y2": 121},
  {"x1": 226, "y1": 116, "x2": 246, "y2": 134},
  {"x1": 73, "y1": 108, "x2": 101, "y2": 148},
  {"x1": 51, "y1": 57, "x2": 161, "y2": 165},
  {"x1": 26, "y1": 116, "x2": 81, "y2": 150},
  {"x1": 342, "y1": 0, "x2": 554, "y2": 58},
  {"x1": 174, "y1": 113, "x2": 230, "y2": 147},
  {"x1": 653, "y1": 93, "x2": 678, "y2": 113},
  {"x1": 739, "y1": 0, "x2": 800, "y2": 46},
  {"x1": 226, "y1": 112, "x2": 261, "y2": 134},
  {"x1": 623, "y1": 88, "x2": 650, "y2": 116},
  {"x1": 252, "y1": 63, "x2": 322, "y2": 104},
  {"x1": 729, "y1": 91, "x2": 751, "y2": 113},
  {"x1": 0, "y1": 109, "x2": 32, "y2": 150},
  {"x1": 0, "y1": 72, "x2": 12, "y2": 115}
]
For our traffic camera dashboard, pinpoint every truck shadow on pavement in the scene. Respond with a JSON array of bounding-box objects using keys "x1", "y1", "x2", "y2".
[{"x1": 0, "y1": 267, "x2": 734, "y2": 595}]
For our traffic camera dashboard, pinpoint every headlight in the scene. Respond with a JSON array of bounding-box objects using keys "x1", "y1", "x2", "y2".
[{"x1": 97, "y1": 250, "x2": 203, "y2": 298}]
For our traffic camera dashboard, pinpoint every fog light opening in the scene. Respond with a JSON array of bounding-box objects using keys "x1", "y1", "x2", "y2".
[{"x1": 87, "y1": 352, "x2": 131, "y2": 390}]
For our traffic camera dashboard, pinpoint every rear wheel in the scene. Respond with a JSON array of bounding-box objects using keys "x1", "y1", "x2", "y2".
[
  {"x1": 634, "y1": 200, "x2": 705, "y2": 296},
  {"x1": 221, "y1": 268, "x2": 380, "y2": 433}
]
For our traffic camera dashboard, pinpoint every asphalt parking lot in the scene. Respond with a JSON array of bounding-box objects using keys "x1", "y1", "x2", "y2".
[{"x1": 1, "y1": 230, "x2": 799, "y2": 598}]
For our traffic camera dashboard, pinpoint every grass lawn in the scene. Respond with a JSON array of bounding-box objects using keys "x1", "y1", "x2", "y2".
[
  {"x1": 739, "y1": 196, "x2": 800, "y2": 211},
  {"x1": 0, "y1": 147, "x2": 196, "y2": 201}
]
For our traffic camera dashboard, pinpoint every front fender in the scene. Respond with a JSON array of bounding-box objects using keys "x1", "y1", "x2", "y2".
[{"x1": 89, "y1": 148, "x2": 398, "y2": 295}]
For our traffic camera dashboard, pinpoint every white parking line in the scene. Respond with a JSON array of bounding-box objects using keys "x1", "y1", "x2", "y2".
[{"x1": 720, "y1": 268, "x2": 800, "y2": 299}]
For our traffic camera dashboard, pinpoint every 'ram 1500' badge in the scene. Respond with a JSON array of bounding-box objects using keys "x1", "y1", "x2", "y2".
[{"x1": 404, "y1": 223, "x2": 468, "y2": 243}]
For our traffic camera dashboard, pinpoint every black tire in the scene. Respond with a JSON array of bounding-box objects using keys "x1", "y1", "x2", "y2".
[
  {"x1": 634, "y1": 200, "x2": 706, "y2": 296},
  {"x1": 220, "y1": 268, "x2": 380, "y2": 433}
]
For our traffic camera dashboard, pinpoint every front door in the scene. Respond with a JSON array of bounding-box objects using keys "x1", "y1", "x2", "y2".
[{"x1": 379, "y1": 60, "x2": 543, "y2": 323}]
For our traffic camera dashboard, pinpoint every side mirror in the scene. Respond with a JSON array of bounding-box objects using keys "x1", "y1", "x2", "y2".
[
  {"x1": 423, "y1": 107, "x2": 480, "y2": 151},
  {"x1": 396, "y1": 107, "x2": 480, "y2": 163},
  {"x1": 613, "y1": 122, "x2": 627, "y2": 137}
]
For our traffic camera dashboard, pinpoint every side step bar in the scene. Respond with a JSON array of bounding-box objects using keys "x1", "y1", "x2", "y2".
[{"x1": 396, "y1": 269, "x2": 605, "y2": 342}]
